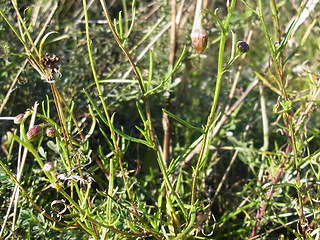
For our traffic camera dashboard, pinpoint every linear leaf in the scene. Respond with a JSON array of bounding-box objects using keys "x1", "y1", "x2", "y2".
[
  {"x1": 162, "y1": 109, "x2": 203, "y2": 133},
  {"x1": 84, "y1": 89, "x2": 152, "y2": 147}
]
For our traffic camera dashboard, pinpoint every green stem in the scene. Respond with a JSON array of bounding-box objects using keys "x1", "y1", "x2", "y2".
[
  {"x1": 106, "y1": 156, "x2": 114, "y2": 223},
  {"x1": 190, "y1": 0, "x2": 236, "y2": 207},
  {"x1": 201, "y1": 9, "x2": 224, "y2": 31},
  {"x1": 82, "y1": 0, "x2": 132, "y2": 204},
  {"x1": 258, "y1": 0, "x2": 283, "y2": 89},
  {"x1": 121, "y1": 0, "x2": 128, "y2": 36},
  {"x1": 257, "y1": 0, "x2": 305, "y2": 236},
  {"x1": 99, "y1": 0, "x2": 187, "y2": 218},
  {"x1": 0, "y1": 9, "x2": 40, "y2": 69},
  {"x1": 11, "y1": 0, "x2": 40, "y2": 58},
  {"x1": 0, "y1": 158, "x2": 70, "y2": 227}
]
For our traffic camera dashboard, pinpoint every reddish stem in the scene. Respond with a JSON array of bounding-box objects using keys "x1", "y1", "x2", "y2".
[{"x1": 250, "y1": 144, "x2": 291, "y2": 238}]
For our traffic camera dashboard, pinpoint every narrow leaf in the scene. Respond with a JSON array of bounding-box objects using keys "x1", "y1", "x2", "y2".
[
  {"x1": 39, "y1": 31, "x2": 58, "y2": 60},
  {"x1": 162, "y1": 109, "x2": 203, "y2": 133},
  {"x1": 84, "y1": 89, "x2": 152, "y2": 147}
]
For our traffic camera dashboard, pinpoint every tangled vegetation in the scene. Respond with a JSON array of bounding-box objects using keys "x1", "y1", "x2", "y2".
[{"x1": 1, "y1": 0, "x2": 320, "y2": 239}]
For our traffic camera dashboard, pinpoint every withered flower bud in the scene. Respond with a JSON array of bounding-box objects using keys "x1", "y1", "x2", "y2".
[
  {"x1": 14, "y1": 114, "x2": 25, "y2": 124},
  {"x1": 26, "y1": 125, "x2": 43, "y2": 141},
  {"x1": 46, "y1": 127, "x2": 56, "y2": 138},
  {"x1": 191, "y1": 27, "x2": 208, "y2": 54},
  {"x1": 40, "y1": 53, "x2": 60, "y2": 74},
  {"x1": 43, "y1": 162, "x2": 54, "y2": 172},
  {"x1": 237, "y1": 41, "x2": 249, "y2": 53}
]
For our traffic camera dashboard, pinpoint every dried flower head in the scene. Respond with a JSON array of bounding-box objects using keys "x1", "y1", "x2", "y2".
[
  {"x1": 46, "y1": 127, "x2": 57, "y2": 138},
  {"x1": 40, "y1": 53, "x2": 59, "y2": 73},
  {"x1": 14, "y1": 113, "x2": 25, "y2": 124},
  {"x1": 191, "y1": 28, "x2": 208, "y2": 54},
  {"x1": 40, "y1": 53, "x2": 60, "y2": 82},
  {"x1": 26, "y1": 125, "x2": 43, "y2": 141},
  {"x1": 237, "y1": 41, "x2": 249, "y2": 53},
  {"x1": 43, "y1": 162, "x2": 54, "y2": 172}
]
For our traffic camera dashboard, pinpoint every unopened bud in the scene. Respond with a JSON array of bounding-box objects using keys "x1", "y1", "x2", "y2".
[
  {"x1": 191, "y1": 28, "x2": 208, "y2": 54},
  {"x1": 43, "y1": 162, "x2": 54, "y2": 172},
  {"x1": 237, "y1": 41, "x2": 249, "y2": 53},
  {"x1": 26, "y1": 125, "x2": 43, "y2": 141},
  {"x1": 46, "y1": 127, "x2": 57, "y2": 138},
  {"x1": 14, "y1": 114, "x2": 25, "y2": 124}
]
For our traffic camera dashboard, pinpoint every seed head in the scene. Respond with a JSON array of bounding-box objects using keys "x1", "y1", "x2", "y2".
[
  {"x1": 191, "y1": 28, "x2": 208, "y2": 54},
  {"x1": 40, "y1": 53, "x2": 60, "y2": 74},
  {"x1": 14, "y1": 114, "x2": 25, "y2": 124},
  {"x1": 237, "y1": 41, "x2": 249, "y2": 53},
  {"x1": 26, "y1": 125, "x2": 43, "y2": 141}
]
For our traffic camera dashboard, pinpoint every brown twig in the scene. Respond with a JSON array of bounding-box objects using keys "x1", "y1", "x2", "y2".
[{"x1": 162, "y1": 0, "x2": 177, "y2": 166}]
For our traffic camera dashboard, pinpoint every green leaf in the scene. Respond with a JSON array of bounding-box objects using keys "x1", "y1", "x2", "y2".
[
  {"x1": 162, "y1": 109, "x2": 204, "y2": 133},
  {"x1": 167, "y1": 134, "x2": 203, "y2": 174},
  {"x1": 38, "y1": 31, "x2": 58, "y2": 60},
  {"x1": 275, "y1": 20, "x2": 295, "y2": 57},
  {"x1": 136, "y1": 66, "x2": 145, "y2": 91},
  {"x1": 147, "y1": 50, "x2": 153, "y2": 91},
  {"x1": 84, "y1": 89, "x2": 152, "y2": 147},
  {"x1": 136, "y1": 101, "x2": 146, "y2": 123},
  {"x1": 145, "y1": 46, "x2": 186, "y2": 96},
  {"x1": 38, "y1": 147, "x2": 46, "y2": 158},
  {"x1": 125, "y1": 0, "x2": 136, "y2": 40},
  {"x1": 135, "y1": 125, "x2": 145, "y2": 136},
  {"x1": 240, "y1": 0, "x2": 258, "y2": 15},
  {"x1": 118, "y1": 11, "x2": 123, "y2": 41}
]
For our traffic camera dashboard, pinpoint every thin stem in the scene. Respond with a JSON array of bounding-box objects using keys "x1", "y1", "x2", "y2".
[
  {"x1": 0, "y1": 158, "x2": 70, "y2": 227},
  {"x1": 0, "y1": 9, "x2": 40, "y2": 71},
  {"x1": 0, "y1": 1, "x2": 58, "y2": 117},
  {"x1": 162, "y1": 0, "x2": 177, "y2": 166},
  {"x1": 259, "y1": 83, "x2": 269, "y2": 152},
  {"x1": 83, "y1": 0, "x2": 139, "y2": 221},
  {"x1": 50, "y1": 84, "x2": 73, "y2": 170},
  {"x1": 192, "y1": 0, "x2": 202, "y2": 31},
  {"x1": 106, "y1": 156, "x2": 114, "y2": 223},
  {"x1": 250, "y1": 1, "x2": 306, "y2": 238},
  {"x1": 99, "y1": 0, "x2": 187, "y2": 218},
  {"x1": 121, "y1": 0, "x2": 128, "y2": 35},
  {"x1": 11, "y1": 0, "x2": 40, "y2": 57},
  {"x1": 190, "y1": 0, "x2": 236, "y2": 206}
]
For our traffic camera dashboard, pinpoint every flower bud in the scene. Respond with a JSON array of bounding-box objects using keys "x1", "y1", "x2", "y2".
[
  {"x1": 26, "y1": 125, "x2": 43, "y2": 141},
  {"x1": 237, "y1": 41, "x2": 249, "y2": 53},
  {"x1": 46, "y1": 127, "x2": 57, "y2": 138},
  {"x1": 14, "y1": 114, "x2": 25, "y2": 124},
  {"x1": 191, "y1": 27, "x2": 208, "y2": 54},
  {"x1": 43, "y1": 162, "x2": 54, "y2": 172}
]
